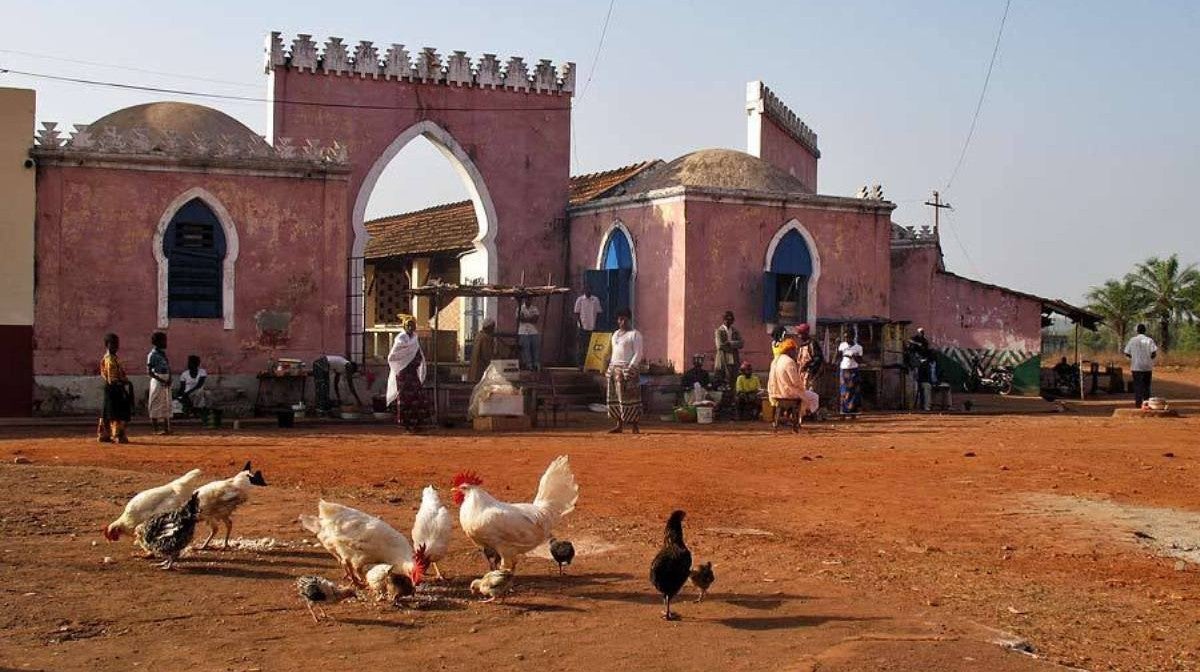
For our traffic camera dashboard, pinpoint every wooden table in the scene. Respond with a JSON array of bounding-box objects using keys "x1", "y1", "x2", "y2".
[{"x1": 254, "y1": 372, "x2": 309, "y2": 416}]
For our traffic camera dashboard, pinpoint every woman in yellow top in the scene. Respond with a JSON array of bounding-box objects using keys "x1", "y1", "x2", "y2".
[
  {"x1": 734, "y1": 361, "x2": 762, "y2": 420},
  {"x1": 98, "y1": 333, "x2": 134, "y2": 443}
]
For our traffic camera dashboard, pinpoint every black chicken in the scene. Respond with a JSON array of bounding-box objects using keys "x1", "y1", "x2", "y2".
[
  {"x1": 649, "y1": 510, "x2": 692, "y2": 621},
  {"x1": 549, "y1": 538, "x2": 575, "y2": 575},
  {"x1": 689, "y1": 561, "x2": 715, "y2": 602},
  {"x1": 139, "y1": 491, "x2": 201, "y2": 569}
]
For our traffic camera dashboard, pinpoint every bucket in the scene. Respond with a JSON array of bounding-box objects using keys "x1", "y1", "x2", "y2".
[
  {"x1": 696, "y1": 406, "x2": 714, "y2": 424},
  {"x1": 276, "y1": 410, "x2": 295, "y2": 428}
]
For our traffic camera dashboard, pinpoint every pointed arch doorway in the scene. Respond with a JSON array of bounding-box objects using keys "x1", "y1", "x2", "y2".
[{"x1": 585, "y1": 223, "x2": 636, "y2": 331}]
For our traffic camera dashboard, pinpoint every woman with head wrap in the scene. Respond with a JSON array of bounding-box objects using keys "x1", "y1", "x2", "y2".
[{"x1": 386, "y1": 315, "x2": 430, "y2": 432}]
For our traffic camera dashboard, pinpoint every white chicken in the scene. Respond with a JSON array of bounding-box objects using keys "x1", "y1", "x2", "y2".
[
  {"x1": 104, "y1": 468, "x2": 205, "y2": 543},
  {"x1": 411, "y1": 485, "x2": 453, "y2": 580},
  {"x1": 194, "y1": 461, "x2": 268, "y2": 549},
  {"x1": 454, "y1": 455, "x2": 579, "y2": 572},
  {"x1": 299, "y1": 500, "x2": 430, "y2": 590}
]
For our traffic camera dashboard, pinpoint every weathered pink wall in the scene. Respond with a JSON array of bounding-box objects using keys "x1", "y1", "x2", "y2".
[
  {"x1": 569, "y1": 196, "x2": 892, "y2": 368},
  {"x1": 682, "y1": 199, "x2": 892, "y2": 368},
  {"x1": 758, "y1": 117, "x2": 818, "y2": 193},
  {"x1": 270, "y1": 69, "x2": 572, "y2": 358},
  {"x1": 567, "y1": 200, "x2": 688, "y2": 367},
  {"x1": 34, "y1": 164, "x2": 348, "y2": 375},
  {"x1": 891, "y1": 245, "x2": 1042, "y2": 352}
]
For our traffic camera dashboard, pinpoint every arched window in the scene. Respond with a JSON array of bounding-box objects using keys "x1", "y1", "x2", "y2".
[
  {"x1": 600, "y1": 227, "x2": 634, "y2": 270},
  {"x1": 763, "y1": 221, "x2": 820, "y2": 327},
  {"x1": 164, "y1": 198, "x2": 226, "y2": 319}
]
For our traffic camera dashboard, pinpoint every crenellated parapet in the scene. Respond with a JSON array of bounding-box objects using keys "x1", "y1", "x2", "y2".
[
  {"x1": 746, "y1": 81, "x2": 819, "y2": 157},
  {"x1": 265, "y1": 32, "x2": 575, "y2": 95},
  {"x1": 31, "y1": 121, "x2": 350, "y2": 167}
]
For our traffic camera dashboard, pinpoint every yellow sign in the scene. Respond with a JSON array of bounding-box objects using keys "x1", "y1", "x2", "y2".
[{"x1": 584, "y1": 332, "x2": 612, "y2": 372}]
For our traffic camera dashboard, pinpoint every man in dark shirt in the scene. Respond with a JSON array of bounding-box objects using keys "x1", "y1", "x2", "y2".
[{"x1": 681, "y1": 354, "x2": 712, "y2": 395}]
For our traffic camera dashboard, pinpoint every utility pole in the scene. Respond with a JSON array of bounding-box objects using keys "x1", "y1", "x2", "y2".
[{"x1": 923, "y1": 190, "x2": 953, "y2": 237}]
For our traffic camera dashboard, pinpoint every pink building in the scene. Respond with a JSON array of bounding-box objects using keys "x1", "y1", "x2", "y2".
[{"x1": 1, "y1": 31, "x2": 1096, "y2": 415}]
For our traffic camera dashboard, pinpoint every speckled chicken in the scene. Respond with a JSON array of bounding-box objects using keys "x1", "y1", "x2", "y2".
[
  {"x1": 139, "y1": 492, "x2": 201, "y2": 569},
  {"x1": 649, "y1": 510, "x2": 692, "y2": 620},
  {"x1": 549, "y1": 538, "x2": 575, "y2": 575},
  {"x1": 295, "y1": 575, "x2": 356, "y2": 622},
  {"x1": 689, "y1": 561, "x2": 715, "y2": 602},
  {"x1": 470, "y1": 569, "x2": 515, "y2": 602}
]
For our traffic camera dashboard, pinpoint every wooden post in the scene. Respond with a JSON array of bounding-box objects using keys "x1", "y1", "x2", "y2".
[
  {"x1": 1074, "y1": 321, "x2": 1083, "y2": 400},
  {"x1": 432, "y1": 288, "x2": 441, "y2": 424}
]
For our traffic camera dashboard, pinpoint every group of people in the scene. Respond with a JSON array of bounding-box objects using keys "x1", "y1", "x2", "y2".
[{"x1": 96, "y1": 332, "x2": 209, "y2": 443}]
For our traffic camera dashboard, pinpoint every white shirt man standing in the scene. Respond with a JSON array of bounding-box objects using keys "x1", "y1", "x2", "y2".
[
  {"x1": 517, "y1": 298, "x2": 541, "y2": 371},
  {"x1": 573, "y1": 286, "x2": 603, "y2": 369},
  {"x1": 1123, "y1": 323, "x2": 1158, "y2": 408}
]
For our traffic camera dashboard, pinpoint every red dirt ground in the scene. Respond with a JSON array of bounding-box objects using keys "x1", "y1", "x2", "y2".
[{"x1": 1, "y1": 370, "x2": 1198, "y2": 672}]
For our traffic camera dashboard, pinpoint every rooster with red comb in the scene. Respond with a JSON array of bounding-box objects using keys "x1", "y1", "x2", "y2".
[{"x1": 453, "y1": 455, "x2": 579, "y2": 574}]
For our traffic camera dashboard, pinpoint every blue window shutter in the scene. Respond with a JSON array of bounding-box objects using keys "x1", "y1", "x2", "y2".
[
  {"x1": 165, "y1": 199, "x2": 225, "y2": 319},
  {"x1": 762, "y1": 271, "x2": 778, "y2": 323}
]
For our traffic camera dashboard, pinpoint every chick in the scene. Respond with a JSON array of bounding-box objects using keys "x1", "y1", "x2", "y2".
[
  {"x1": 549, "y1": 538, "x2": 575, "y2": 575},
  {"x1": 689, "y1": 562, "x2": 715, "y2": 602},
  {"x1": 365, "y1": 563, "x2": 417, "y2": 603},
  {"x1": 470, "y1": 569, "x2": 515, "y2": 602},
  {"x1": 295, "y1": 575, "x2": 356, "y2": 623}
]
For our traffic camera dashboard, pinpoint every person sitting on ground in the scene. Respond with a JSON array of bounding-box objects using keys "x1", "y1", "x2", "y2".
[
  {"x1": 734, "y1": 361, "x2": 762, "y2": 420},
  {"x1": 680, "y1": 354, "x2": 712, "y2": 400},
  {"x1": 1052, "y1": 356, "x2": 1076, "y2": 391},
  {"x1": 176, "y1": 355, "x2": 209, "y2": 416}
]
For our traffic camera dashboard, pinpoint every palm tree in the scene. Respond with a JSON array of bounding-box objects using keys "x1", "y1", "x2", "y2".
[
  {"x1": 1129, "y1": 255, "x2": 1200, "y2": 351},
  {"x1": 1085, "y1": 277, "x2": 1143, "y2": 349}
]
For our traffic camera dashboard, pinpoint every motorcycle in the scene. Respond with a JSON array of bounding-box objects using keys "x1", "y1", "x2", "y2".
[{"x1": 966, "y1": 357, "x2": 1014, "y2": 395}]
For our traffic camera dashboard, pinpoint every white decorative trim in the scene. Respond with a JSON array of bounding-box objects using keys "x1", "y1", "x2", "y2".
[
  {"x1": 595, "y1": 221, "x2": 638, "y2": 317},
  {"x1": 763, "y1": 219, "x2": 821, "y2": 331},
  {"x1": 745, "y1": 80, "x2": 819, "y2": 157},
  {"x1": 153, "y1": 188, "x2": 240, "y2": 330},
  {"x1": 266, "y1": 32, "x2": 575, "y2": 95},
  {"x1": 351, "y1": 120, "x2": 499, "y2": 332}
]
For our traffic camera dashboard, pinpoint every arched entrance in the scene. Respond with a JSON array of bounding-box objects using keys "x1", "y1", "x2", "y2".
[
  {"x1": 266, "y1": 32, "x2": 573, "y2": 360},
  {"x1": 587, "y1": 222, "x2": 636, "y2": 330},
  {"x1": 351, "y1": 121, "x2": 499, "y2": 360},
  {"x1": 762, "y1": 219, "x2": 820, "y2": 330}
]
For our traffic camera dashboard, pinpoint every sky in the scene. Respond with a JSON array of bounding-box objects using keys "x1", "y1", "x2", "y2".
[{"x1": 3, "y1": 0, "x2": 1198, "y2": 304}]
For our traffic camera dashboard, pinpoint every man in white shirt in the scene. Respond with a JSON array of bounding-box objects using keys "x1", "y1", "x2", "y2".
[
  {"x1": 573, "y1": 285, "x2": 603, "y2": 370},
  {"x1": 517, "y1": 298, "x2": 541, "y2": 371},
  {"x1": 605, "y1": 308, "x2": 643, "y2": 434},
  {"x1": 313, "y1": 354, "x2": 362, "y2": 415},
  {"x1": 1124, "y1": 323, "x2": 1158, "y2": 408}
]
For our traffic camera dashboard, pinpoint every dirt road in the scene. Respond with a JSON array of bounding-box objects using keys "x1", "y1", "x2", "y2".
[{"x1": 1, "y1": 398, "x2": 1197, "y2": 671}]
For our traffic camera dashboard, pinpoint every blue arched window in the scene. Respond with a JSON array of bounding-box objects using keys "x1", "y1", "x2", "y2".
[
  {"x1": 600, "y1": 228, "x2": 634, "y2": 270},
  {"x1": 763, "y1": 229, "x2": 814, "y2": 325},
  {"x1": 164, "y1": 198, "x2": 226, "y2": 319}
]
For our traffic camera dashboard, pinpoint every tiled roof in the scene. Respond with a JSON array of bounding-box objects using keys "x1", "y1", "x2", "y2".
[{"x1": 364, "y1": 161, "x2": 659, "y2": 259}]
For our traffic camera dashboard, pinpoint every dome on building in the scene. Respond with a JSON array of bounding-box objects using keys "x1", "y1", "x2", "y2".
[
  {"x1": 86, "y1": 102, "x2": 270, "y2": 152},
  {"x1": 621, "y1": 148, "x2": 810, "y2": 196}
]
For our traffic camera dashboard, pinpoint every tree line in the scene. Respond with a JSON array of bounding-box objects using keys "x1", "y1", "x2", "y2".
[{"x1": 1085, "y1": 254, "x2": 1200, "y2": 351}]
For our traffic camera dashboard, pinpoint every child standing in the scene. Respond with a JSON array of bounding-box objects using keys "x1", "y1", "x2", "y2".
[
  {"x1": 98, "y1": 333, "x2": 133, "y2": 443},
  {"x1": 146, "y1": 331, "x2": 171, "y2": 435}
]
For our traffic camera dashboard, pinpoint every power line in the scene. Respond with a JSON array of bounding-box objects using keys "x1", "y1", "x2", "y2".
[
  {"x1": 941, "y1": 209, "x2": 983, "y2": 278},
  {"x1": 576, "y1": 0, "x2": 617, "y2": 103},
  {"x1": 944, "y1": 0, "x2": 1012, "y2": 192},
  {"x1": 0, "y1": 48, "x2": 260, "y2": 89},
  {"x1": 0, "y1": 67, "x2": 573, "y2": 112}
]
